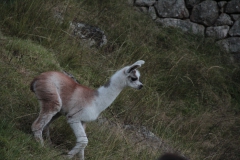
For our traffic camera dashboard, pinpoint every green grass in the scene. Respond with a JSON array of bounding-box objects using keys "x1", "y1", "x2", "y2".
[{"x1": 0, "y1": 0, "x2": 240, "y2": 159}]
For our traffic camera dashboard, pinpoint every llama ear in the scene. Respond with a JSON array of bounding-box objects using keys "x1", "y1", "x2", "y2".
[{"x1": 126, "y1": 60, "x2": 145, "y2": 73}]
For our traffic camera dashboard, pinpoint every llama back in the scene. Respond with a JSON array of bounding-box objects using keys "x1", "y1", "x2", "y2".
[
  {"x1": 30, "y1": 71, "x2": 97, "y2": 113},
  {"x1": 30, "y1": 72, "x2": 76, "y2": 109}
]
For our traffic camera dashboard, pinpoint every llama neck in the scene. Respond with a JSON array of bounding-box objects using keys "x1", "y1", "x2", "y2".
[{"x1": 94, "y1": 71, "x2": 125, "y2": 114}]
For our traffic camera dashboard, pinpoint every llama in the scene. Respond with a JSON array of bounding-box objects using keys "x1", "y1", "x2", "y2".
[{"x1": 30, "y1": 60, "x2": 145, "y2": 159}]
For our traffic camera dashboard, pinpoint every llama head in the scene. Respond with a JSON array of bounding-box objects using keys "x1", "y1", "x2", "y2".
[{"x1": 124, "y1": 60, "x2": 145, "y2": 90}]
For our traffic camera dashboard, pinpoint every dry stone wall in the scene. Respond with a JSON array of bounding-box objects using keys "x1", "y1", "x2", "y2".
[{"x1": 132, "y1": 0, "x2": 240, "y2": 56}]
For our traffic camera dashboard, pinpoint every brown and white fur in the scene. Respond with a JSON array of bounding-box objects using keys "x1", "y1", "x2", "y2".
[{"x1": 30, "y1": 60, "x2": 145, "y2": 160}]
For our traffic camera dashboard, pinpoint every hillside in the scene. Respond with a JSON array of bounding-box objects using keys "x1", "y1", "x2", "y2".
[{"x1": 0, "y1": 0, "x2": 240, "y2": 160}]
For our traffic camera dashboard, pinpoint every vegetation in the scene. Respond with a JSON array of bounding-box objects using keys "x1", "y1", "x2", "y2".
[{"x1": 0, "y1": 0, "x2": 239, "y2": 159}]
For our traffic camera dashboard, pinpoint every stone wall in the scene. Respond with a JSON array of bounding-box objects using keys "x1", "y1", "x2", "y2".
[{"x1": 131, "y1": 0, "x2": 240, "y2": 56}]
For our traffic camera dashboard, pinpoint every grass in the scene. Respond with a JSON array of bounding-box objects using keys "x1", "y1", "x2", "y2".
[{"x1": 0, "y1": 0, "x2": 240, "y2": 159}]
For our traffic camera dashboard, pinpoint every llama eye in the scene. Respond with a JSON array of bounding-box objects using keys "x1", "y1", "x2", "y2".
[{"x1": 131, "y1": 77, "x2": 138, "y2": 81}]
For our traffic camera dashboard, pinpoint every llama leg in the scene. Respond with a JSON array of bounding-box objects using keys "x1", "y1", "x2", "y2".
[
  {"x1": 32, "y1": 101, "x2": 60, "y2": 146},
  {"x1": 78, "y1": 121, "x2": 87, "y2": 158},
  {"x1": 44, "y1": 112, "x2": 62, "y2": 143},
  {"x1": 32, "y1": 112, "x2": 56, "y2": 145},
  {"x1": 82, "y1": 121, "x2": 87, "y2": 131},
  {"x1": 67, "y1": 121, "x2": 88, "y2": 160}
]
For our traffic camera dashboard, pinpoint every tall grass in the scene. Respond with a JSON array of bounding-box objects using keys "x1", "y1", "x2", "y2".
[{"x1": 0, "y1": 0, "x2": 240, "y2": 159}]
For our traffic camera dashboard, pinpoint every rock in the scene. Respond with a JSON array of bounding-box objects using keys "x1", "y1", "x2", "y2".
[
  {"x1": 135, "y1": 0, "x2": 156, "y2": 7},
  {"x1": 154, "y1": 0, "x2": 189, "y2": 19},
  {"x1": 231, "y1": 14, "x2": 240, "y2": 21},
  {"x1": 127, "y1": 0, "x2": 135, "y2": 6},
  {"x1": 124, "y1": 125, "x2": 167, "y2": 150},
  {"x1": 218, "y1": 1, "x2": 227, "y2": 8},
  {"x1": 134, "y1": 7, "x2": 148, "y2": 13},
  {"x1": 124, "y1": 125, "x2": 160, "y2": 142},
  {"x1": 230, "y1": 54, "x2": 240, "y2": 64},
  {"x1": 190, "y1": 1, "x2": 219, "y2": 26},
  {"x1": 206, "y1": 26, "x2": 230, "y2": 40},
  {"x1": 155, "y1": 18, "x2": 205, "y2": 35},
  {"x1": 97, "y1": 116, "x2": 176, "y2": 153},
  {"x1": 218, "y1": 1, "x2": 227, "y2": 12},
  {"x1": 185, "y1": 0, "x2": 202, "y2": 8},
  {"x1": 214, "y1": 13, "x2": 233, "y2": 26},
  {"x1": 149, "y1": 6, "x2": 157, "y2": 20},
  {"x1": 141, "y1": 7, "x2": 149, "y2": 13},
  {"x1": 225, "y1": 0, "x2": 240, "y2": 13},
  {"x1": 229, "y1": 19, "x2": 240, "y2": 36},
  {"x1": 69, "y1": 22, "x2": 107, "y2": 47},
  {"x1": 217, "y1": 37, "x2": 240, "y2": 54}
]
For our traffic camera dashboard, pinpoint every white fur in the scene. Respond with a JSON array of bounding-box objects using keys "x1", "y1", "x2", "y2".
[{"x1": 31, "y1": 60, "x2": 145, "y2": 160}]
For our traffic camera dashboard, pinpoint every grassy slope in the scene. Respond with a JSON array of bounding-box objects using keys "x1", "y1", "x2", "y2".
[{"x1": 0, "y1": 0, "x2": 240, "y2": 159}]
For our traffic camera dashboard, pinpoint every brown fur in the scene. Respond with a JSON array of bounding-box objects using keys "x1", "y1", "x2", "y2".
[
  {"x1": 31, "y1": 71, "x2": 98, "y2": 139},
  {"x1": 31, "y1": 71, "x2": 96, "y2": 113}
]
